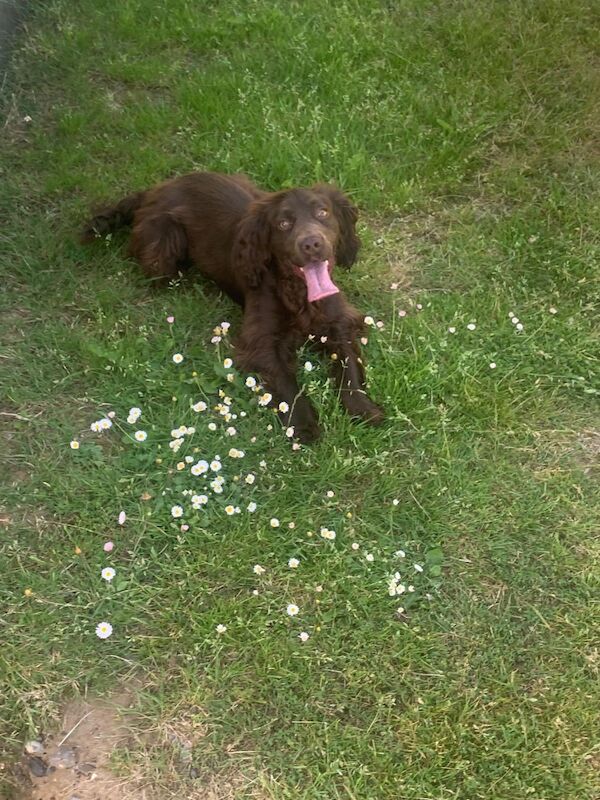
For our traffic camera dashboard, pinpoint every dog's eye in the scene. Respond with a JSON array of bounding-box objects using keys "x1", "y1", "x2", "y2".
[
  {"x1": 278, "y1": 219, "x2": 293, "y2": 231},
  {"x1": 316, "y1": 208, "x2": 329, "y2": 219}
]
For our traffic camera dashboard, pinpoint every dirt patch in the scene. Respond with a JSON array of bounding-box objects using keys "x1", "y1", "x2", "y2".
[
  {"x1": 15, "y1": 688, "x2": 145, "y2": 800},
  {"x1": 11, "y1": 685, "x2": 273, "y2": 800}
]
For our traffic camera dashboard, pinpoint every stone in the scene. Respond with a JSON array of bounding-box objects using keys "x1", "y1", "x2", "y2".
[
  {"x1": 24, "y1": 740, "x2": 44, "y2": 756},
  {"x1": 48, "y1": 744, "x2": 77, "y2": 769}
]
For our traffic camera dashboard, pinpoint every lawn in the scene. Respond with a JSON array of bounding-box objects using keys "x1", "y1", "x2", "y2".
[{"x1": 1, "y1": 1, "x2": 599, "y2": 798}]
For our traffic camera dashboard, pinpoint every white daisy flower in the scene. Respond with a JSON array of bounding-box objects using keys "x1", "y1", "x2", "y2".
[
  {"x1": 288, "y1": 558, "x2": 300, "y2": 569},
  {"x1": 118, "y1": 511, "x2": 126, "y2": 525},
  {"x1": 278, "y1": 401, "x2": 289, "y2": 413},
  {"x1": 414, "y1": 563, "x2": 424, "y2": 573},
  {"x1": 192, "y1": 401, "x2": 207, "y2": 413},
  {"x1": 223, "y1": 358, "x2": 233, "y2": 369},
  {"x1": 448, "y1": 327, "x2": 456, "y2": 334},
  {"x1": 211, "y1": 335, "x2": 222, "y2": 344},
  {"x1": 286, "y1": 603, "x2": 299, "y2": 616},
  {"x1": 299, "y1": 632, "x2": 309, "y2": 642},
  {"x1": 95, "y1": 621, "x2": 113, "y2": 639},
  {"x1": 221, "y1": 321, "x2": 231, "y2": 332},
  {"x1": 171, "y1": 505, "x2": 184, "y2": 518},
  {"x1": 247, "y1": 501, "x2": 257, "y2": 512},
  {"x1": 69, "y1": 440, "x2": 80, "y2": 450},
  {"x1": 360, "y1": 336, "x2": 368, "y2": 345},
  {"x1": 172, "y1": 353, "x2": 184, "y2": 364},
  {"x1": 210, "y1": 482, "x2": 223, "y2": 494},
  {"x1": 191, "y1": 494, "x2": 208, "y2": 506},
  {"x1": 270, "y1": 518, "x2": 280, "y2": 528},
  {"x1": 225, "y1": 505, "x2": 235, "y2": 516},
  {"x1": 304, "y1": 361, "x2": 313, "y2": 372},
  {"x1": 365, "y1": 553, "x2": 374, "y2": 562},
  {"x1": 208, "y1": 422, "x2": 217, "y2": 431},
  {"x1": 226, "y1": 426, "x2": 237, "y2": 436},
  {"x1": 101, "y1": 567, "x2": 116, "y2": 582},
  {"x1": 258, "y1": 392, "x2": 272, "y2": 406},
  {"x1": 99, "y1": 418, "x2": 112, "y2": 430},
  {"x1": 326, "y1": 490, "x2": 334, "y2": 498},
  {"x1": 134, "y1": 430, "x2": 147, "y2": 442},
  {"x1": 286, "y1": 427, "x2": 295, "y2": 438},
  {"x1": 185, "y1": 455, "x2": 194, "y2": 464},
  {"x1": 129, "y1": 407, "x2": 142, "y2": 419},
  {"x1": 245, "y1": 376, "x2": 257, "y2": 388},
  {"x1": 364, "y1": 315, "x2": 375, "y2": 326},
  {"x1": 549, "y1": 306, "x2": 557, "y2": 314},
  {"x1": 395, "y1": 549, "x2": 406, "y2": 558},
  {"x1": 351, "y1": 542, "x2": 360, "y2": 550},
  {"x1": 467, "y1": 323, "x2": 476, "y2": 331},
  {"x1": 489, "y1": 362, "x2": 497, "y2": 369},
  {"x1": 516, "y1": 322, "x2": 524, "y2": 331},
  {"x1": 245, "y1": 473, "x2": 255, "y2": 485},
  {"x1": 253, "y1": 564, "x2": 266, "y2": 575},
  {"x1": 216, "y1": 624, "x2": 227, "y2": 634},
  {"x1": 210, "y1": 460, "x2": 221, "y2": 472}
]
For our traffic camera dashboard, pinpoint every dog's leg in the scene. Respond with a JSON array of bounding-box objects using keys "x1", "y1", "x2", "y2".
[
  {"x1": 237, "y1": 318, "x2": 321, "y2": 444},
  {"x1": 315, "y1": 295, "x2": 385, "y2": 425}
]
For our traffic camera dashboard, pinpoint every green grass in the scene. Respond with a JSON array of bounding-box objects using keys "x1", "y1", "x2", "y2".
[{"x1": 1, "y1": 1, "x2": 599, "y2": 798}]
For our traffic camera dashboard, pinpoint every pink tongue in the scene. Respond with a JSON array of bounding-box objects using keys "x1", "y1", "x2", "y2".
[{"x1": 300, "y1": 260, "x2": 339, "y2": 302}]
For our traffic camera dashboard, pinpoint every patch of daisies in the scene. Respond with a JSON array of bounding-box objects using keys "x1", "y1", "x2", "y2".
[{"x1": 69, "y1": 313, "x2": 443, "y2": 642}]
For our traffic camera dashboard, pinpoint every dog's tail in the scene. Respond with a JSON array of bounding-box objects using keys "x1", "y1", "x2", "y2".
[{"x1": 81, "y1": 190, "x2": 146, "y2": 243}]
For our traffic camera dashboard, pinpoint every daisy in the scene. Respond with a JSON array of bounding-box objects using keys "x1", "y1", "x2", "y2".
[
  {"x1": 223, "y1": 358, "x2": 233, "y2": 369},
  {"x1": 360, "y1": 337, "x2": 368, "y2": 345},
  {"x1": 278, "y1": 401, "x2": 289, "y2": 413},
  {"x1": 549, "y1": 306, "x2": 557, "y2": 314},
  {"x1": 191, "y1": 494, "x2": 208, "y2": 506},
  {"x1": 226, "y1": 427, "x2": 237, "y2": 436},
  {"x1": 185, "y1": 455, "x2": 194, "y2": 464},
  {"x1": 245, "y1": 376, "x2": 257, "y2": 388},
  {"x1": 270, "y1": 518, "x2": 280, "y2": 528},
  {"x1": 95, "y1": 621, "x2": 113, "y2": 639},
  {"x1": 118, "y1": 511, "x2": 126, "y2": 525},
  {"x1": 208, "y1": 422, "x2": 217, "y2": 431},
  {"x1": 216, "y1": 624, "x2": 227, "y2": 634},
  {"x1": 320, "y1": 527, "x2": 336, "y2": 540},
  {"x1": 171, "y1": 505, "x2": 184, "y2": 518},
  {"x1": 103, "y1": 541, "x2": 114, "y2": 552},
  {"x1": 351, "y1": 542, "x2": 360, "y2": 550},
  {"x1": 176, "y1": 461, "x2": 185, "y2": 471},
  {"x1": 90, "y1": 421, "x2": 101, "y2": 432},
  {"x1": 392, "y1": 498, "x2": 400, "y2": 506},
  {"x1": 395, "y1": 549, "x2": 406, "y2": 558},
  {"x1": 169, "y1": 438, "x2": 184, "y2": 451},
  {"x1": 221, "y1": 321, "x2": 231, "y2": 332},
  {"x1": 245, "y1": 473, "x2": 255, "y2": 485},
  {"x1": 99, "y1": 418, "x2": 112, "y2": 430},
  {"x1": 304, "y1": 361, "x2": 313, "y2": 372},
  {"x1": 286, "y1": 603, "x2": 299, "y2": 616},
  {"x1": 299, "y1": 632, "x2": 309, "y2": 642},
  {"x1": 210, "y1": 481, "x2": 223, "y2": 494},
  {"x1": 398, "y1": 309, "x2": 407, "y2": 317},
  {"x1": 258, "y1": 392, "x2": 272, "y2": 406},
  {"x1": 129, "y1": 407, "x2": 142, "y2": 419},
  {"x1": 414, "y1": 564, "x2": 424, "y2": 573},
  {"x1": 247, "y1": 501, "x2": 257, "y2": 512},
  {"x1": 448, "y1": 326, "x2": 456, "y2": 334},
  {"x1": 101, "y1": 567, "x2": 116, "y2": 582},
  {"x1": 326, "y1": 490, "x2": 334, "y2": 498},
  {"x1": 210, "y1": 460, "x2": 221, "y2": 472},
  {"x1": 467, "y1": 323, "x2": 476, "y2": 331},
  {"x1": 286, "y1": 427, "x2": 295, "y2": 438},
  {"x1": 225, "y1": 505, "x2": 235, "y2": 516},
  {"x1": 226, "y1": 373, "x2": 234, "y2": 382},
  {"x1": 253, "y1": 564, "x2": 266, "y2": 575},
  {"x1": 364, "y1": 315, "x2": 374, "y2": 326},
  {"x1": 211, "y1": 335, "x2": 222, "y2": 344},
  {"x1": 365, "y1": 552, "x2": 374, "y2": 562},
  {"x1": 192, "y1": 401, "x2": 207, "y2": 413},
  {"x1": 166, "y1": 315, "x2": 175, "y2": 324},
  {"x1": 489, "y1": 362, "x2": 497, "y2": 369},
  {"x1": 288, "y1": 558, "x2": 300, "y2": 569},
  {"x1": 172, "y1": 353, "x2": 184, "y2": 364},
  {"x1": 134, "y1": 430, "x2": 147, "y2": 442},
  {"x1": 69, "y1": 440, "x2": 80, "y2": 450}
]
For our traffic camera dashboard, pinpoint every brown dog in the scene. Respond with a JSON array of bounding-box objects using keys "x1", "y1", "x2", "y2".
[{"x1": 82, "y1": 172, "x2": 384, "y2": 443}]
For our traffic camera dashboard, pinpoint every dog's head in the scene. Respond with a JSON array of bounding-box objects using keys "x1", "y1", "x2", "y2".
[{"x1": 232, "y1": 185, "x2": 360, "y2": 300}]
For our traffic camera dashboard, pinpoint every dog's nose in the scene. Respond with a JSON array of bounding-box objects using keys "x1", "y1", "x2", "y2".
[{"x1": 299, "y1": 235, "x2": 325, "y2": 259}]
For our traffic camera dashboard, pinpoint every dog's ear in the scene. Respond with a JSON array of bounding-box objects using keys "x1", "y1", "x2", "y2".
[
  {"x1": 232, "y1": 201, "x2": 272, "y2": 288},
  {"x1": 315, "y1": 185, "x2": 361, "y2": 268}
]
